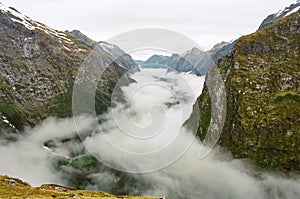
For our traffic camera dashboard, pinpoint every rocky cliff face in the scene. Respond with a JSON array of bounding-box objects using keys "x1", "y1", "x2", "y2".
[
  {"x1": 0, "y1": 4, "x2": 132, "y2": 132},
  {"x1": 188, "y1": 10, "x2": 300, "y2": 172}
]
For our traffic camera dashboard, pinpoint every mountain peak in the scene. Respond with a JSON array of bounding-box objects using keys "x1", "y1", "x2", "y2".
[
  {"x1": 66, "y1": 30, "x2": 96, "y2": 47},
  {"x1": 181, "y1": 47, "x2": 204, "y2": 58}
]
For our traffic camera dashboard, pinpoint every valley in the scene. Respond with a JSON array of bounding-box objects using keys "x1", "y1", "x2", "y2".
[{"x1": 0, "y1": 1, "x2": 300, "y2": 199}]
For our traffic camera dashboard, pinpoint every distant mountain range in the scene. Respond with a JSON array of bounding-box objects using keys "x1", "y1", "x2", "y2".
[
  {"x1": 139, "y1": 39, "x2": 237, "y2": 76},
  {"x1": 140, "y1": 0, "x2": 300, "y2": 76}
]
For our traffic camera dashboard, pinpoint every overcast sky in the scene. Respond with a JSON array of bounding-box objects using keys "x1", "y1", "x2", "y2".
[{"x1": 1, "y1": 0, "x2": 297, "y2": 50}]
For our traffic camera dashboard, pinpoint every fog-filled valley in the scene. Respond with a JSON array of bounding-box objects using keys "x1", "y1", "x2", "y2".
[
  {"x1": 1, "y1": 1, "x2": 300, "y2": 198},
  {"x1": 1, "y1": 68, "x2": 300, "y2": 199}
]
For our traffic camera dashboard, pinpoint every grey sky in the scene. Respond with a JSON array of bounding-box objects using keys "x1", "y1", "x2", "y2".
[{"x1": 1, "y1": 0, "x2": 297, "y2": 50}]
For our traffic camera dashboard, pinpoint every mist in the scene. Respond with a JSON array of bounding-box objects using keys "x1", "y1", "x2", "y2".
[
  {"x1": 0, "y1": 68, "x2": 299, "y2": 199},
  {"x1": 0, "y1": 116, "x2": 95, "y2": 186},
  {"x1": 82, "y1": 68, "x2": 300, "y2": 199}
]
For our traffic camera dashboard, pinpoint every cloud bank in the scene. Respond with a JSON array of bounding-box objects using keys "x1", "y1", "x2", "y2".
[{"x1": 0, "y1": 68, "x2": 299, "y2": 199}]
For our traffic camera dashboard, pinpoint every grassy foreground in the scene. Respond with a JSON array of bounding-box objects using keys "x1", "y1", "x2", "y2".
[{"x1": 0, "y1": 175, "x2": 159, "y2": 199}]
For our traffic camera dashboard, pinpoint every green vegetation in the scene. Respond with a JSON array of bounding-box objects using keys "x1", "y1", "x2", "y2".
[
  {"x1": 192, "y1": 11, "x2": 300, "y2": 172},
  {"x1": 69, "y1": 156, "x2": 97, "y2": 169},
  {"x1": 0, "y1": 175, "x2": 157, "y2": 199},
  {"x1": 0, "y1": 98, "x2": 32, "y2": 131},
  {"x1": 46, "y1": 84, "x2": 74, "y2": 118}
]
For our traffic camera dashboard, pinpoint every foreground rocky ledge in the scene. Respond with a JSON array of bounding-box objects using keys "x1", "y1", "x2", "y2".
[{"x1": 0, "y1": 175, "x2": 160, "y2": 199}]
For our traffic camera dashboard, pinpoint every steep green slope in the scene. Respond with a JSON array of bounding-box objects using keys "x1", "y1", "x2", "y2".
[
  {"x1": 0, "y1": 5, "x2": 129, "y2": 132},
  {"x1": 190, "y1": 11, "x2": 300, "y2": 172},
  {"x1": 0, "y1": 4, "x2": 140, "y2": 193}
]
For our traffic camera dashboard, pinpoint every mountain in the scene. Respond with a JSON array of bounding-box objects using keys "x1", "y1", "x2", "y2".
[
  {"x1": 186, "y1": 9, "x2": 300, "y2": 172},
  {"x1": 134, "y1": 60, "x2": 145, "y2": 66},
  {"x1": 143, "y1": 41, "x2": 237, "y2": 76},
  {"x1": 144, "y1": 48, "x2": 211, "y2": 75},
  {"x1": 207, "y1": 40, "x2": 237, "y2": 62},
  {"x1": 0, "y1": 3, "x2": 149, "y2": 193},
  {"x1": 179, "y1": 47, "x2": 212, "y2": 75},
  {"x1": 143, "y1": 1, "x2": 300, "y2": 76},
  {"x1": 65, "y1": 30, "x2": 96, "y2": 47},
  {"x1": 259, "y1": 0, "x2": 300, "y2": 29},
  {"x1": 0, "y1": 175, "x2": 156, "y2": 199},
  {"x1": 0, "y1": 3, "x2": 132, "y2": 132},
  {"x1": 96, "y1": 41, "x2": 139, "y2": 72},
  {"x1": 67, "y1": 30, "x2": 139, "y2": 72}
]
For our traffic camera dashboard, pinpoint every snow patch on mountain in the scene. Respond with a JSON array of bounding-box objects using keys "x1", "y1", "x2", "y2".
[
  {"x1": 2, "y1": 116, "x2": 16, "y2": 129},
  {"x1": 275, "y1": 1, "x2": 300, "y2": 18},
  {"x1": 0, "y1": 3, "x2": 35, "y2": 30},
  {"x1": 0, "y1": 2, "x2": 84, "y2": 53}
]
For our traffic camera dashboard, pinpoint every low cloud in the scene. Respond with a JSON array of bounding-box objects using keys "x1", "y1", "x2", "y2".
[
  {"x1": 0, "y1": 68, "x2": 299, "y2": 199},
  {"x1": 0, "y1": 116, "x2": 95, "y2": 186}
]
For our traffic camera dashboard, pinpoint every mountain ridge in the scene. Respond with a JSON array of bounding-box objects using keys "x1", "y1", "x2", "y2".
[
  {"x1": 142, "y1": 40, "x2": 236, "y2": 76},
  {"x1": 259, "y1": 0, "x2": 300, "y2": 29}
]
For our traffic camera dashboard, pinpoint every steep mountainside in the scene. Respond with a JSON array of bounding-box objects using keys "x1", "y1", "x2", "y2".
[
  {"x1": 0, "y1": 3, "x2": 150, "y2": 194},
  {"x1": 207, "y1": 40, "x2": 237, "y2": 62},
  {"x1": 188, "y1": 10, "x2": 300, "y2": 172},
  {"x1": 0, "y1": 4, "x2": 133, "y2": 132},
  {"x1": 66, "y1": 30, "x2": 96, "y2": 47},
  {"x1": 96, "y1": 41, "x2": 139, "y2": 72},
  {"x1": 67, "y1": 30, "x2": 139, "y2": 72},
  {"x1": 259, "y1": 0, "x2": 300, "y2": 29}
]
